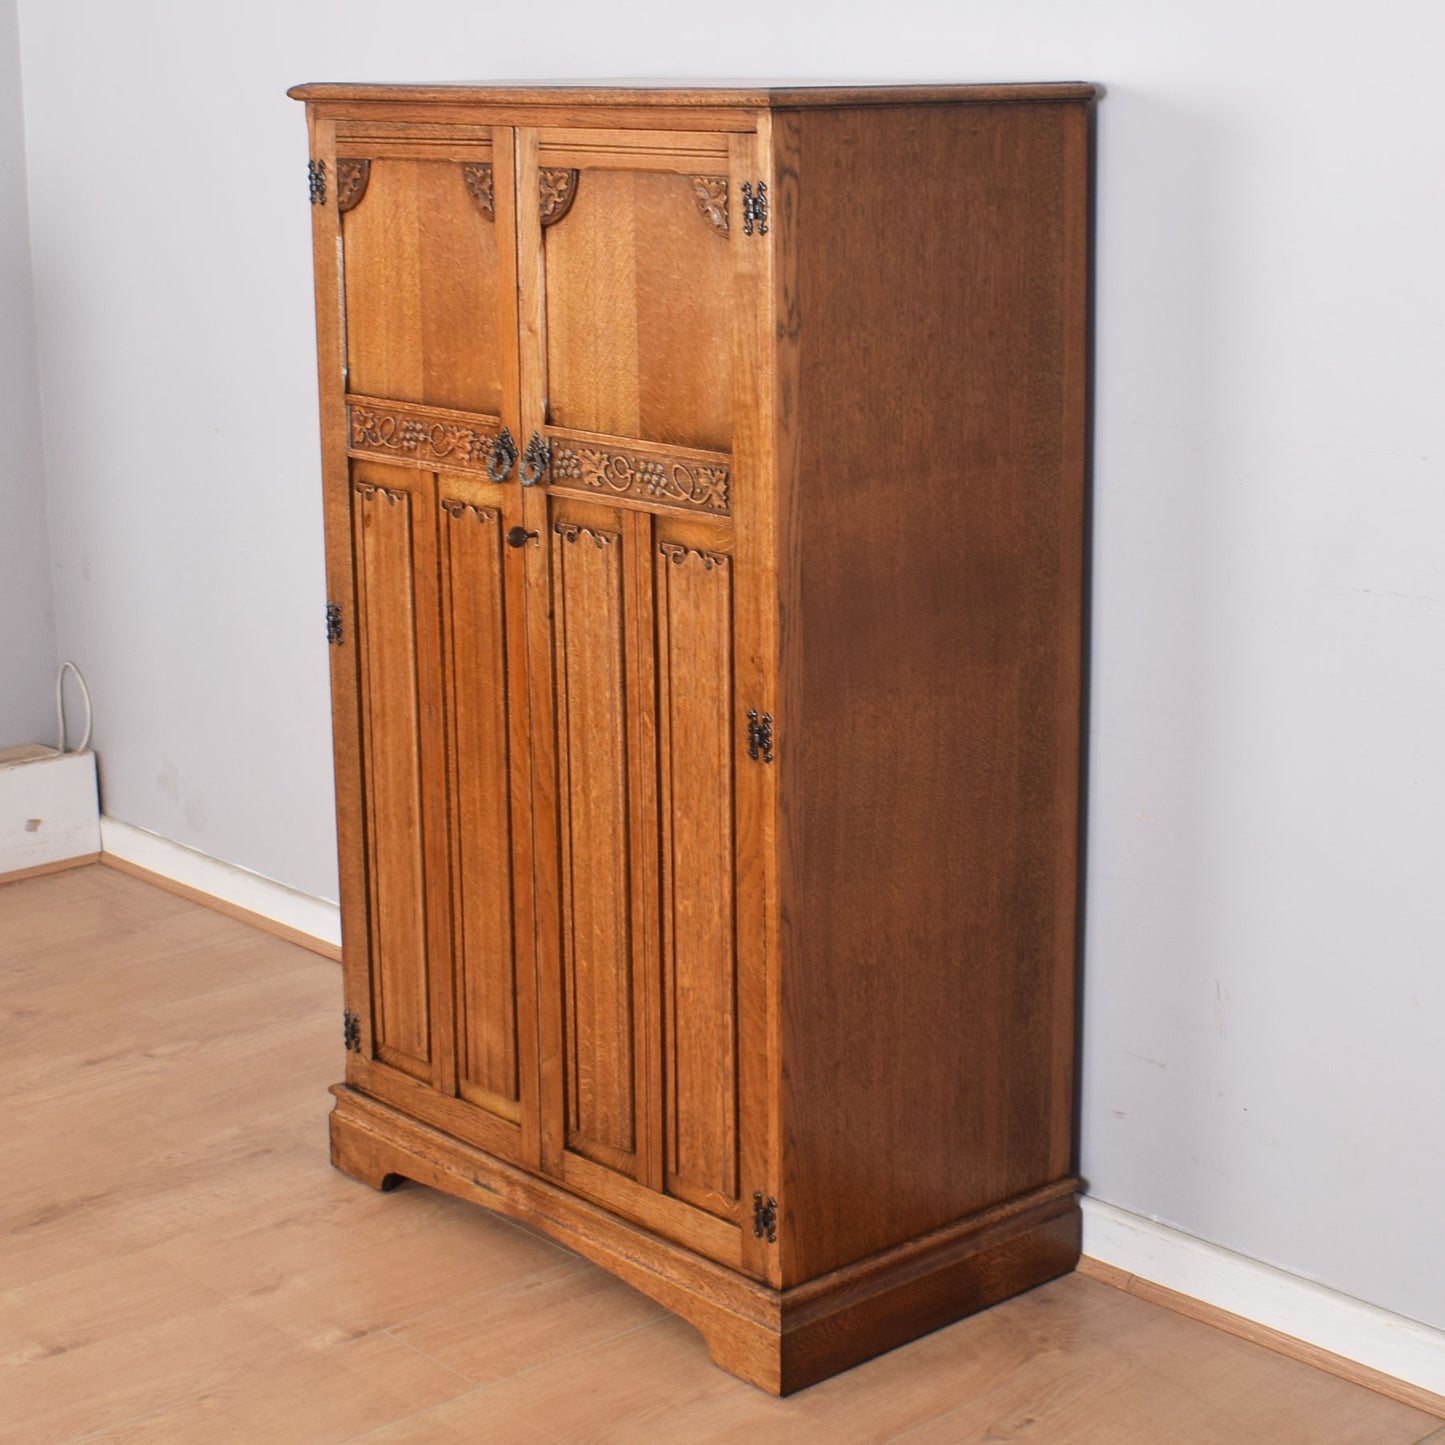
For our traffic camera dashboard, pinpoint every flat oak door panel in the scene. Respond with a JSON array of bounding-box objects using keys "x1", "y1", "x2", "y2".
[
  {"x1": 547, "y1": 503, "x2": 645, "y2": 1180},
  {"x1": 655, "y1": 530, "x2": 740, "y2": 1222},
  {"x1": 349, "y1": 460, "x2": 450, "y2": 1086},
  {"x1": 340, "y1": 153, "x2": 506, "y2": 414},
  {"x1": 536, "y1": 161, "x2": 734, "y2": 451},
  {"x1": 437, "y1": 479, "x2": 532, "y2": 1141}
]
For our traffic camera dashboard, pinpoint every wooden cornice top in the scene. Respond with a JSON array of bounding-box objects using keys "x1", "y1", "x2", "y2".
[{"x1": 287, "y1": 81, "x2": 1099, "y2": 109}]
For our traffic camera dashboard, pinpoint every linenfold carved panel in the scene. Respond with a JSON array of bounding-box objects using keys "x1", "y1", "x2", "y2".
[
  {"x1": 462, "y1": 163, "x2": 495, "y2": 219},
  {"x1": 690, "y1": 177, "x2": 729, "y2": 234},
  {"x1": 348, "y1": 398, "x2": 504, "y2": 475},
  {"x1": 336, "y1": 159, "x2": 371, "y2": 213},
  {"x1": 551, "y1": 441, "x2": 731, "y2": 516},
  {"x1": 539, "y1": 168, "x2": 579, "y2": 226}
]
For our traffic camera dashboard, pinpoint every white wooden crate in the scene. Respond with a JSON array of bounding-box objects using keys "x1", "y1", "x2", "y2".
[{"x1": 0, "y1": 744, "x2": 101, "y2": 878}]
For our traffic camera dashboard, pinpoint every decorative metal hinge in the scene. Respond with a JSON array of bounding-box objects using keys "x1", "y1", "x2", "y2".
[
  {"x1": 741, "y1": 181, "x2": 769, "y2": 236},
  {"x1": 752, "y1": 1192, "x2": 778, "y2": 1243},
  {"x1": 326, "y1": 601, "x2": 343, "y2": 645},
  {"x1": 308, "y1": 159, "x2": 327, "y2": 205},
  {"x1": 343, "y1": 1009, "x2": 361, "y2": 1053},
  {"x1": 747, "y1": 710, "x2": 774, "y2": 764}
]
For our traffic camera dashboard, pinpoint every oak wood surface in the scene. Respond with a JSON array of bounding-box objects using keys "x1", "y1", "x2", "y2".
[
  {"x1": 4, "y1": 866, "x2": 1440, "y2": 1438},
  {"x1": 340, "y1": 151, "x2": 504, "y2": 414},
  {"x1": 774, "y1": 99, "x2": 1091, "y2": 1283},
  {"x1": 289, "y1": 81, "x2": 1100, "y2": 107}
]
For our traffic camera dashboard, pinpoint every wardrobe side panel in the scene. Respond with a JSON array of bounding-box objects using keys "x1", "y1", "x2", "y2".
[{"x1": 780, "y1": 101, "x2": 1090, "y2": 1283}]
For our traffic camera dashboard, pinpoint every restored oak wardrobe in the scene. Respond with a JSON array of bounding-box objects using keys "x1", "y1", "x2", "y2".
[{"x1": 291, "y1": 81, "x2": 1095, "y2": 1394}]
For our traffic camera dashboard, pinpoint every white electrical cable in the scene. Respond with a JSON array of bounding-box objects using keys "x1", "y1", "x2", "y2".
[{"x1": 56, "y1": 661, "x2": 93, "y2": 754}]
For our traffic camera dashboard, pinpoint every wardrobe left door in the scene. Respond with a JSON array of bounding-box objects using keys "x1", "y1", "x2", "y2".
[{"x1": 308, "y1": 119, "x2": 540, "y2": 1168}]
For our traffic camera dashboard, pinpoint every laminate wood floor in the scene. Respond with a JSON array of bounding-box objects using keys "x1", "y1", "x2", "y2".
[{"x1": 3, "y1": 864, "x2": 1441, "y2": 1444}]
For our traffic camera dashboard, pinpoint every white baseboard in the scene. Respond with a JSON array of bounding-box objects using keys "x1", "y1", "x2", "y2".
[
  {"x1": 1082, "y1": 1197, "x2": 1445, "y2": 1399},
  {"x1": 99, "y1": 817, "x2": 341, "y2": 951}
]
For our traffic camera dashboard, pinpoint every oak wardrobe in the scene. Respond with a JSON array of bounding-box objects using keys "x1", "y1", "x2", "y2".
[{"x1": 291, "y1": 80, "x2": 1095, "y2": 1394}]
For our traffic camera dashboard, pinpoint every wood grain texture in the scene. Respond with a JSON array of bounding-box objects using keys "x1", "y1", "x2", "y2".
[
  {"x1": 437, "y1": 494, "x2": 522, "y2": 1120},
  {"x1": 290, "y1": 81, "x2": 1100, "y2": 108},
  {"x1": 775, "y1": 100, "x2": 1092, "y2": 1282},
  {"x1": 342, "y1": 154, "x2": 504, "y2": 414},
  {"x1": 349, "y1": 467, "x2": 434, "y2": 1079},
  {"x1": 541, "y1": 163, "x2": 733, "y2": 451},
  {"x1": 548, "y1": 511, "x2": 639, "y2": 1176},
  {"x1": 656, "y1": 537, "x2": 739, "y2": 1219}
]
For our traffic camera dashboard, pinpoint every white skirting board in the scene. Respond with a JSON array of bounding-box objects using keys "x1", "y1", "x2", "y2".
[
  {"x1": 99, "y1": 817, "x2": 341, "y2": 950},
  {"x1": 1082, "y1": 1197, "x2": 1445, "y2": 1397}
]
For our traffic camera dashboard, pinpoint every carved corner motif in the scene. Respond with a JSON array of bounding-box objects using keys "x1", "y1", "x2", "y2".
[
  {"x1": 462, "y1": 163, "x2": 495, "y2": 220},
  {"x1": 539, "y1": 168, "x2": 579, "y2": 227},
  {"x1": 658, "y1": 542, "x2": 730, "y2": 570},
  {"x1": 336, "y1": 159, "x2": 371, "y2": 213},
  {"x1": 690, "y1": 176, "x2": 729, "y2": 235},
  {"x1": 440, "y1": 500, "x2": 499, "y2": 524},
  {"x1": 552, "y1": 445, "x2": 730, "y2": 515},
  {"x1": 353, "y1": 481, "x2": 408, "y2": 505},
  {"x1": 553, "y1": 522, "x2": 617, "y2": 548}
]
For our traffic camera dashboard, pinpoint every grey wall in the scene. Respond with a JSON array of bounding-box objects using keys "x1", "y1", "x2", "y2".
[
  {"x1": 0, "y1": 0, "x2": 54, "y2": 746},
  {"x1": 13, "y1": 0, "x2": 1445, "y2": 1334}
]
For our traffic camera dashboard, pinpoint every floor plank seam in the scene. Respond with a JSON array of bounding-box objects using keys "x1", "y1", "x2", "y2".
[
  {"x1": 342, "y1": 1383, "x2": 488, "y2": 1442},
  {"x1": 464, "y1": 1314, "x2": 679, "y2": 1399}
]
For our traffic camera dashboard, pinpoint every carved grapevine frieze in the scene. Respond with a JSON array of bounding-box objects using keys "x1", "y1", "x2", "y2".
[
  {"x1": 461, "y1": 163, "x2": 495, "y2": 219},
  {"x1": 658, "y1": 542, "x2": 730, "y2": 570},
  {"x1": 350, "y1": 404, "x2": 496, "y2": 468},
  {"x1": 336, "y1": 159, "x2": 371, "y2": 213},
  {"x1": 553, "y1": 522, "x2": 617, "y2": 548},
  {"x1": 690, "y1": 176, "x2": 729, "y2": 234},
  {"x1": 551, "y1": 445, "x2": 730, "y2": 515},
  {"x1": 539, "y1": 168, "x2": 579, "y2": 226}
]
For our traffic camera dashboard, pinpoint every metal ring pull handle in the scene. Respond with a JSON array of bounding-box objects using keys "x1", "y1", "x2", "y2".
[
  {"x1": 519, "y1": 431, "x2": 550, "y2": 487},
  {"x1": 487, "y1": 427, "x2": 518, "y2": 482}
]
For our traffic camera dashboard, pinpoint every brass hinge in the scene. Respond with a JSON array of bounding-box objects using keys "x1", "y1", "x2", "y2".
[
  {"x1": 343, "y1": 1009, "x2": 361, "y2": 1053},
  {"x1": 746, "y1": 710, "x2": 774, "y2": 764},
  {"x1": 326, "y1": 602, "x2": 343, "y2": 645},
  {"x1": 308, "y1": 159, "x2": 326, "y2": 205},
  {"x1": 752, "y1": 1192, "x2": 778, "y2": 1243},
  {"x1": 741, "y1": 181, "x2": 768, "y2": 236}
]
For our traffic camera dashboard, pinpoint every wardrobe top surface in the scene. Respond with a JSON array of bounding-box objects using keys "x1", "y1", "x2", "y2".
[{"x1": 288, "y1": 80, "x2": 1099, "y2": 109}]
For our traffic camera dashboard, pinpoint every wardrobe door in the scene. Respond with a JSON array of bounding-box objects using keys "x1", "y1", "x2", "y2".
[
  {"x1": 329, "y1": 127, "x2": 537, "y2": 1164},
  {"x1": 514, "y1": 126, "x2": 768, "y2": 1268}
]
